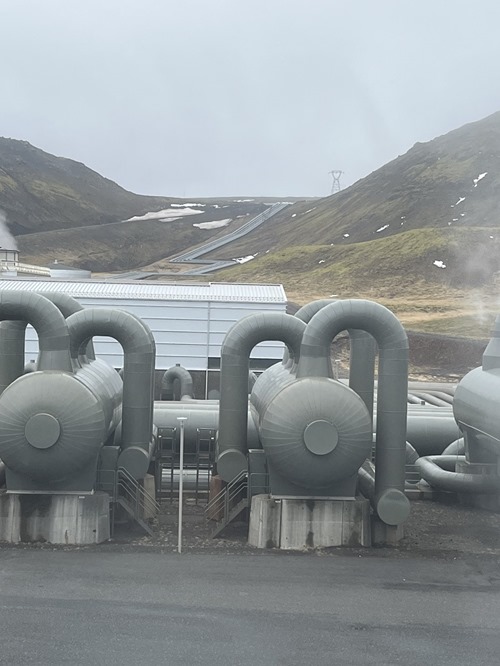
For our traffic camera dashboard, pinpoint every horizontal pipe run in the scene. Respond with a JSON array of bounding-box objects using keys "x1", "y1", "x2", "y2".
[{"x1": 416, "y1": 455, "x2": 500, "y2": 493}]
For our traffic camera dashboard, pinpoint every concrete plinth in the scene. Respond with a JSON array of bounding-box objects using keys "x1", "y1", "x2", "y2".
[
  {"x1": 0, "y1": 492, "x2": 110, "y2": 544},
  {"x1": 371, "y1": 517, "x2": 405, "y2": 546},
  {"x1": 248, "y1": 495, "x2": 371, "y2": 550}
]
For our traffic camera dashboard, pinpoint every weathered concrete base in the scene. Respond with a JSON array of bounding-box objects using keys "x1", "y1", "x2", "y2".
[
  {"x1": 248, "y1": 495, "x2": 371, "y2": 549},
  {"x1": 371, "y1": 517, "x2": 405, "y2": 546},
  {"x1": 0, "y1": 492, "x2": 110, "y2": 544}
]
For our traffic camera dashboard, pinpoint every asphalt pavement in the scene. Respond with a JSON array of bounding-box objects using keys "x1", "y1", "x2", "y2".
[{"x1": 1, "y1": 547, "x2": 500, "y2": 665}]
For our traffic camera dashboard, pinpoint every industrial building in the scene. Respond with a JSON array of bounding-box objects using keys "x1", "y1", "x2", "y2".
[{"x1": 0, "y1": 278, "x2": 287, "y2": 396}]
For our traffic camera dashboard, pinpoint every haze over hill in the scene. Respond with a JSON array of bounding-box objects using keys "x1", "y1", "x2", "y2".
[{"x1": 1, "y1": 112, "x2": 500, "y2": 334}]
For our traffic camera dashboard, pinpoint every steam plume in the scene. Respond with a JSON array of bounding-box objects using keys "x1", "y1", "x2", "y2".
[{"x1": 0, "y1": 209, "x2": 18, "y2": 250}]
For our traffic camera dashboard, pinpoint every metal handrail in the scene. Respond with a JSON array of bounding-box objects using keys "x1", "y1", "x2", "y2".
[
  {"x1": 205, "y1": 470, "x2": 247, "y2": 514},
  {"x1": 117, "y1": 466, "x2": 160, "y2": 517}
]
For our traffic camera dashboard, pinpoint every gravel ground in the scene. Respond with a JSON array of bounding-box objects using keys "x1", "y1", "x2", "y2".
[{"x1": 94, "y1": 495, "x2": 500, "y2": 560}]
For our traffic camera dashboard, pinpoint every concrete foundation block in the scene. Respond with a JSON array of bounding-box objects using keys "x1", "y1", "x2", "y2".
[
  {"x1": 248, "y1": 495, "x2": 371, "y2": 550},
  {"x1": 371, "y1": 517, "x2": 405, "y2": 546},
  {"x1": 0, "y1": 492, "x2": 110, "y2": 545},
  {"x1": 248, "y1": 494, "x2": 282, "y2": 548}
]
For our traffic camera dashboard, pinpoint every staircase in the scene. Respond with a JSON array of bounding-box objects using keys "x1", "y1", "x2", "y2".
[
  {"x1": 205, "y1": 471, "x2": 248, "y2": 537},
  {"x1": 113, "y1": 467, "x2": 160, "y2": 536}
]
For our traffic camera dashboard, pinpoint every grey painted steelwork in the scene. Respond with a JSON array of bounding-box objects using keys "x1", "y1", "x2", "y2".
[
  {"x1": 161, "y1": 365, "x2": 194, "y2": 401},
  {"x1": 259, "y1": 377, "x2": 372, "y2": 491},
  {"x1": 375, "y1": 411, "x2": 460, "y2": 456},
  {"x1": 0, "y1": 291, "x2": 72, "y2": 372},
  {"x1": 297, "y1": 299, "x2": 410, "y2": 525},
  {"x1": 0, "y1": 291, "x2": 126, "y2": 491},
  {"x1": 217, "y1": 313, "x2": 306, "y2": 482},
  {"x1": 153, "y1": 402, "x2": 260, "y2": 450},
  {"x1": 0, "y1": 321, "x2": 26, "y2": 395},
  {"x1": 0, "y1": 291, "x2": 92, "y2": 395},
  {"x1": 0, "y1": 372, "x2": 107, "y2": 489},
  {"x1": 416, "y1": 455, "x2": 500, "y2": 493},
  {"x1": 453, "y1": 315, "x2": 500, "y2": 455},
  {"x1": 442, "y1": 438, "x2": 465, "y2": 455},
  {"x1": 66, "y1": 308, "x2": 156, "y2": 479},
  {"x1": 417, "y1": 316, "x2": 500, "y2": 494},
  {"x1": 292, "y1": 299, "x2": 377, "y2": 420}
]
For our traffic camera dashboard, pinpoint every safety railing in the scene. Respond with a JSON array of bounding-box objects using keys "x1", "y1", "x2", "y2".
[
  {"x1": 205, "y1": 470, "x2": 248, "y2": 525},
  {"x1": 117, "y1": 466, "x2": 160, "y2": 519},
  {"x1": 96, "y1": 467, "x2": 160, "y2": 535}
]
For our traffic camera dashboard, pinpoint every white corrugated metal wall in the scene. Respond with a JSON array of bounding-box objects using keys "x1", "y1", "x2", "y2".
[{"x1": 2, "y1": 280, "x2": 287, "y2": 370}]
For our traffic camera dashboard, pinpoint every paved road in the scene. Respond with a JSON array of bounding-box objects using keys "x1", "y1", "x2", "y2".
[{"x1": 1, "y1": 548, "x2": 500, "y2": 665}]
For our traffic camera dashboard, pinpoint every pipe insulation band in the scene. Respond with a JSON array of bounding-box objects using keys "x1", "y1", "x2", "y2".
[{"x1": 297, "y1": 299, "x2": 410, "y2": 525}]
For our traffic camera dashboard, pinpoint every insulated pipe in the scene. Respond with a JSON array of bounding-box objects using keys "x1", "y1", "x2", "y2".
[
  {"x1": 374, "y1": 411, "x2": 460, "y2": 456},
  {"x1": 0, "y1": 321, "x2": 27, "y2": 395},
  {"x1": 66, "y1": 309, "x2": 156, "y2": 479},
  {"x1": 161, "y1": 364, "x2": 194, "y2": 400},
  {"x1": 409, "y1": 392, "x2": 451, "y2": 408},
  {"x1": 217, "y1": 313, "x2": 306, "y2": 482},
  {"x1": 349, "y1": 329, "x2": 377, "y2": 422},
  {"x1": 294, "y1": 299, "x2": 377, "y2": 420},
  {"x1": 442, "y1": 438, "x2": 465, "y2": 456},
  {"x1": 0, "y1": 292, "x2": 93, "y2": 393},
  {"x1": 297, "y1": 299, "x2": 410, "y2": 526},
  {"x1": 38, "y1": 292, "x2": 95, "y2": 362},
  {"x1": 0, "y1": 291, "x2": 73, "y2": 372},
  {"x1": 416, "y1": 455, "x2": 500, "y2": 493}
]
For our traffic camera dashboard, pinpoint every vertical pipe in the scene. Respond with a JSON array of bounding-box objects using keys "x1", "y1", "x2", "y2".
[
  {"x1": 177, "y1": 417, "x2": 186, "y2": 554},
  {"x1": 0, "y1": 321, "x2": 27, "y2": 395}
]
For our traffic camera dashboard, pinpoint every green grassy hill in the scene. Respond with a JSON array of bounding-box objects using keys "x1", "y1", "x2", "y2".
[{"x1": 0, "y1": 137, "x2": 184, "y2": 234}]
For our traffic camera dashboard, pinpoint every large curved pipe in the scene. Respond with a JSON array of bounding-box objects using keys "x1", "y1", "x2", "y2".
[
  {"x1": 38, "y1": 292, "x2": 95, "y2": 362},
  {"x1": 0, "y1": 292, "x2": 93, "y2": 394},
  {"x1": 294, "y1": 299, "x2": 377, "y2": 419},
  {"x1": 217, "y1": 313, "x2": 306, "y2": 481},
  {"x1": 0, "y1": 291, "x2": 72, "y2": 372},
  {"x1": 66, "y1": 309, "x2": 156, "y2": 478},
  {"x1": 297, "y1": 299, "x2": 410, "y2": 525},
  {"x1": 416, "y1": 455, "x2": 500, "y2": 493},
  {"x1": 442, "y1": 438, "x2": 465, "y2": 456},
  {"x1": 161, "y1": 364, "x2": 194, "y2": 400}
]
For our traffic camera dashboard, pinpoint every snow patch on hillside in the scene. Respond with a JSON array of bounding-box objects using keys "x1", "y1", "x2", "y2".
[
  {"x1": 193, "y1": 219, "x2": 232, "y2": 230},
  {"x1": 126, "y1": 207, "x2": 203, "y2": 222}
]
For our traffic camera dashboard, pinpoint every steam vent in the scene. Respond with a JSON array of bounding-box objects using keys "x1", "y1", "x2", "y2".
[{"x1": 0, "y1": 284, "x2": 498, "y2": 550}]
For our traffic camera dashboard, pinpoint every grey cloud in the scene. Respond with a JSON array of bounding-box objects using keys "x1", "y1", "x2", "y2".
[{"x1": 1, "y1": 0, "x2": 500, "y2": 197}]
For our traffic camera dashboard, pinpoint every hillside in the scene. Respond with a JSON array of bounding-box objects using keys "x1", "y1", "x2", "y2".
[
  {"x1": 0, "y1": 137, "x2": 185, "y2": 234},
  {"x1": 200, "y1": 110, "x2": 500, "y2": 261},
  {"x1": 2, "y1": 111, "x2": 500, "y2": 326}
]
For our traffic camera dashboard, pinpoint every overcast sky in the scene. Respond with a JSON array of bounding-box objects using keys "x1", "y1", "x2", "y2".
[{"x1": 1, "y1": 0, "x2": 500, "y2": 198}]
